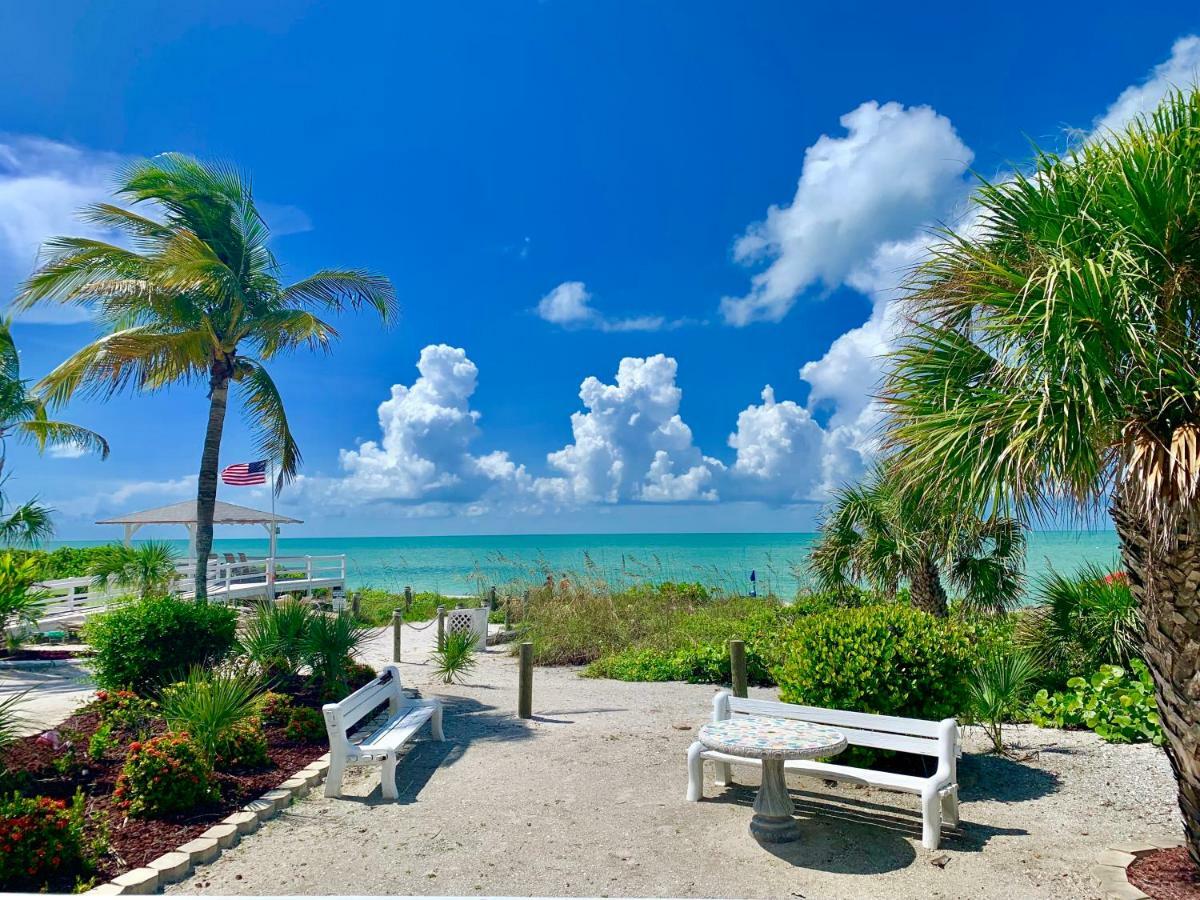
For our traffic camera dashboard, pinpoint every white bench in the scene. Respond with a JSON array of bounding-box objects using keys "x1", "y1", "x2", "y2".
[
  {"x1": 687, "y1": 691, "x2": 959, "y2": 849},
  {"x1": 322, "y1": 664, "x2": 445, "y2": 801}
]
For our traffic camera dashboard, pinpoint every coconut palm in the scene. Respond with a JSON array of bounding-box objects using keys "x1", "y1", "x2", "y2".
[
  {"x1": 88, "y1": 540, "x2": 180, "y2": 600},
  {"x1": 809, "y1": 464, "x2": 1026, "y2": 616},
  {"x1": 14, "y1": 154, "x2": 396, "y2": 599},
  {"x1": 882, "y1": 89, "x2": 1200, "y2": 860},
  {"x1": 0, "y1": 317, "x2": 108, "y2": 546}
]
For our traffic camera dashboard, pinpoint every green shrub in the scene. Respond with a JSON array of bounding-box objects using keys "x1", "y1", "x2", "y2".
[
  {"x1": 94, "y1": 689, "x2": 158, "y2": 734},
  {"x1": 0, "y1": 792, "x2": 86, "y2": 889},
  {"x1": 346, "y1": 661, "x2": 377, "y2": 690},
  {"x1": 284, "y1": 706, "x2": 326, "y2": 743},
  {"x1": 775, "y1": 605, "x2": 973, "y2": 761},
  {"x1": 5, "y1": 546, "x2": 114, "y2": 581},
  {"x1": 87, "y1": 722, "x2": 117, "y2": 761},
  {"x1": 114, "y1": 732, "x2": 217, "y2": 818},
  {"x1": 84, "y1": 595, "x2": 237, "y2": 693},
  {"x1": 256, "y1": 691, "x2": 294, "y2": 726},
  {"x1": 158, "y1": 668, "x2": 262, "y2": 764},
  {"x1": 355, "y1": 589, "x2": 454, "y2": 627},
  {"x1": 0, "y1": 553, "x2": 49, "y2": 642},
  {"x1": 967, "y1": 649, "x2": 1040, "y2": 753},
  {"x1": 239, "y1": 600, "x2": 318, "y2": 679},
  {"x1": 214, "y1": 720, "x2": 270, "y2": 771},
  {"x1": 1029, "y1": 659, "x2": 1162, "y2": 745}
]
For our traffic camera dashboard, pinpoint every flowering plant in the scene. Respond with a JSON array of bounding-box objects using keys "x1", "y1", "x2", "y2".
[
  {"x1": 0, "y1": 792, "x2": 84, "y2": 889},
  {"x1": 114, "y1": 732, "x2": 216, "y2": 817}
]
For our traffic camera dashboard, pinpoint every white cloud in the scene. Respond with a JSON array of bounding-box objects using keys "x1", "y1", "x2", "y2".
[
  {"x1": 46, "y1": 474, "x2": 198, "y2": 521},
  {"x1": 306, "y1": 345, "x2": 526, "y2": 507},
  {"x1": 48, "y1": 442, "x2": 87, "y2": 459},
  {"x1": 721, "y1": 101, "x2": 973, "y2": 326},
  {"x1": 534, "y1": 354, "x2": 721, "y2": 504},
  {"x1": 0, "y1": 135, "x2": 124, "y2": 324},
  {"x1": 725, "y1": 386, "x2": 827, "y2": 501},
  {"x1": 1094, "y1": 35, "x2": 1200, "y2": 136},
  {"x1": 535, "y1": 281, "x2": 678, "y2": 333}
]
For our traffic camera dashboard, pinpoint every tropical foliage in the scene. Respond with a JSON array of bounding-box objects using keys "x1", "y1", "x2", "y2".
[
  {"x1": 1030, "y1": 660, "x2": 1162, "y2": 746},
  {"x1": 87, "y1": 541, "x2": 179, "y2": 600},
  {"x1": 17, "y1": 154, "x2": 396, "y2": 598},
  {"x1": 882, "y1": 88, "x2": 1200, "y2": 859},
  {"x1": 113, "y1": 732, "x2": 217, "y2": 818},
  {"x1": 0, "y1": 553, "x2": 49, "y2": 642},
  {"x1": 810, "y1": 464, "x2": 1025, "y2": 616},
  {"x1": 432, "y1": 631, "x2": 478, "y2": 684},
  {"x1": 967, "y1": 649, "x2": 1040, "y2": 754},
  {"x1": 158, "y1": 667, "x2": 262, "y2": 764}
]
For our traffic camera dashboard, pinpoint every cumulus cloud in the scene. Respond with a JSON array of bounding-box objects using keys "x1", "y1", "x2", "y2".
[
  {"x1": 720, "y1": 101, "x2": 973, "y2": 326},
  {"x1": 725, "y1": 386, "x2": 827, "y2": 501},
  {"x1": 1094, "y1": 35, "x2": 1200, "y2": 136},
  {"x1": 536, "y1": 281, "x2": 677, "y2": 333},
  {"x1": 0, "y1": 135, "x2": 124, "y2": 324},
  {"x1": 535, "y1": 354, "x2": 721, "y2": 504},
  {"x1": 325, "y1": 344, "x2": 526, "y2": 505},
  {"x1": 48, "y1": 442, "x2": 88, "y2": 459}
]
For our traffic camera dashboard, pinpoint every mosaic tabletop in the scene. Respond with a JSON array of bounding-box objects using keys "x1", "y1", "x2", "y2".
[{"x1": 698, "y1": 716, "x2": 848, "y2": 760}]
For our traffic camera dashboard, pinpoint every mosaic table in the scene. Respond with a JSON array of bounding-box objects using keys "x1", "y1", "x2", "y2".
[{"x1": 698, "y1": 715, "x2": 847, "y2": 842}]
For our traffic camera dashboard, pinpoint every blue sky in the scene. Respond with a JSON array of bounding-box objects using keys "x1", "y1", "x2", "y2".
[{"x1": 0, "y1": 2, "x2": 1197, "y2": 538}]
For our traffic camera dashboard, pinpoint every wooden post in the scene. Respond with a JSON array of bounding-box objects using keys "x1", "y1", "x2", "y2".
[
  {"x1": 436, "y1": 606, "x2": 446, "y2": 651},
  {"x1": 730, "y1": 639, "x2": 748, "y2": 699},
  {"x1": 518, "y1": 642, "x2": 533, "y2": 719},
  {"x1": 489, "y1": 585, "x2": 498, "y2": 610},
  {"x1": 503, "y1": 596, "x2": 511, "y2": 631},
  {"x1": 351, "y1": 592, "x2": 361, "y2": 617},
  {"x1": 392, "y1": 609, "x2": 403, "y2": 662},
  {"x1": 403, "y1": 585, "x2": 413, "y2": 612}
]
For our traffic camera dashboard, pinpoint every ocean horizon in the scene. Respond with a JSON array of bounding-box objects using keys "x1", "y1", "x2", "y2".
[{"x1": 51, "y1": 530, "x2": 1121, "y2": 598}]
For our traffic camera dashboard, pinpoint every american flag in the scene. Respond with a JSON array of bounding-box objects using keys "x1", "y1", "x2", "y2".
[{"x1": 221, "y1": 459, "x2": 268, "y2": 486}]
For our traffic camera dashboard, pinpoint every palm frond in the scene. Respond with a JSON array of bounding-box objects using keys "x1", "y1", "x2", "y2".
[
  {"x1": 233, "y1": 359, "x2": 301, "y2": 488},
  {"x1": 282, "y1": 269, "x2": 398, "y2": 322}
]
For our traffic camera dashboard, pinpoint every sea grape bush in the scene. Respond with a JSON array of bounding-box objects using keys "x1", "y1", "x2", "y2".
[
  {"x1": 114, "y1": 732, "x2": 217, "y2": 817},
  {"x1": 1030, "y1": 659, "x2": 1163, "y2": 745},
  {"x1": 0, "y1": 792, "x2": 85, "y2": 889}
]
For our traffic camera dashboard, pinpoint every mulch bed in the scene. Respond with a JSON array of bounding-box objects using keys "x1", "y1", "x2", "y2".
[
  {"x1": 1128, "y1": 847, "x2": 1200, "y2": 899},
  {"x1": 1, "y1": 693, "x2": 328, "y2": 893}
]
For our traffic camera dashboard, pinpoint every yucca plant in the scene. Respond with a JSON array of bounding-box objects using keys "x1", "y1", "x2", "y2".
[
  {"x1": 16, "y1": 154, "x2": 397, "y2": 600},
  {"x1": 158, "y1": 666, "x2": 262, "y2": 763},
  {"x1": 239, "y1": 599, "x2": 317, "y2": 679},
  {"x1": 88, "y1": 541, "x2": 180, "y2": 600},
  {"x1": 303, "y1": 611, "x2": 368, "y2": 698},
  {"x1": 967, "y1": 650, "x2": 1040, "y2": 755},
  {"x1": 810, "y1": 463, "x2": 1026, "y2": 616},
  {"x1": 882, "y1": 88, "x2": 1200, "y2": 860},
  {"x1": 432, "y1": 631, "x2": 478, "y2": 684},
  {"x1": 1017, "y1": 562, "x2": 1142, "y2": 680}
]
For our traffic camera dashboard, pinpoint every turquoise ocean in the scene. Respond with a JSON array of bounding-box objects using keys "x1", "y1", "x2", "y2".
[{"x1": 58, "y1": 531, "x2": 1121, "y2": 599}]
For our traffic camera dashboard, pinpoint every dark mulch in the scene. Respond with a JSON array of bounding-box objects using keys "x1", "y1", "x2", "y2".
[
  {"x1": 0, "y1": 648, "x2": 81, "y2": 661},
  {"x1": 1, "y1": 697, "x2": 327, "y2": 892},
  {"x1": 1128, "y1": 847, "x2": 1200, "y2": 900}
]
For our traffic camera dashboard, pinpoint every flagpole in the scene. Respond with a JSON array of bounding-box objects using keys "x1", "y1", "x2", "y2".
[{"x1": 268, "y1": 458, "x2": 277, "y2": 586}]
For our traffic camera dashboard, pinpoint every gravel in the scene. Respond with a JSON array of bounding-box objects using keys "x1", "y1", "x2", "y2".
[{"x1": 168, "y1": 623, "x2": 1182, "y2": 899}]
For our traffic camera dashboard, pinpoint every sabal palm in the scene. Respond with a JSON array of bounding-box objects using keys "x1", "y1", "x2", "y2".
[
  {"x1": 882, "y1": 90, "x2": 1200, "y2": 860},
  {"x1": 0, "y1": 317, "x2": 108, "y2": 546},
  {"x1": 809, "y1": 464, "x2": 1026, "y2": 616},
  {"x1": 15, "y1": 154, "x2": 396, "y2": 598}
]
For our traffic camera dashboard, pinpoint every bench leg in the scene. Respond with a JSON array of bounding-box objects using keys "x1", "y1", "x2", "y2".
[
  {"x1": 380, "y1": 755, "x2": 399, "y2": 801},
  {"x1": 686, "y1": 741, "x2": 704, "y2": 801},
  {"x1": 324, "y1": 756, "x2": 346, "y2": 799},
  {"x1": 940, "y1": 784, "x2": 959, "y2": 828},
  {"x1": 714, "y1": 761, "x2": 733, "y2": 787},
  {"x1": 921, "y1": 785, "x2": 942, "y2": 850},
  {"x1": 430, "y1": 704, "x2": 445, "y2": 741}
]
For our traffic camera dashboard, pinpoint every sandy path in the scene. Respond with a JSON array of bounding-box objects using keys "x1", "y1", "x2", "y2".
[{"x1": 167, "y1": 619, "x2": 1181, "y2": 899}]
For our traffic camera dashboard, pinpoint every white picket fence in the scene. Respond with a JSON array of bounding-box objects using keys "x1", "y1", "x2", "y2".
[{"x1": 24, "y1": 554, "x2": 347, "y2": 633}]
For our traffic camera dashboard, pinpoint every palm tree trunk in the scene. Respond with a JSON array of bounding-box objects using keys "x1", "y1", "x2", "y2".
[
  {"x1": 1112, "y1": 494, "x2": 1200, "y2": 865},
  {"x1": 909, "y1": 555, "x2": 949, "y2": 617},
  {"x1": 193, "y1": 367, "x2": 231, "y2": 601}
]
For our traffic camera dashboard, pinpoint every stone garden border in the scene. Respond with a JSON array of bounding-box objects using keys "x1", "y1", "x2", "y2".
[
  {"x1": 1093, "y1": 835, "x2": 1184, "y2": 900},
  {"x1": 81, "y1": 753, "x2": 332, "y2": 896}
]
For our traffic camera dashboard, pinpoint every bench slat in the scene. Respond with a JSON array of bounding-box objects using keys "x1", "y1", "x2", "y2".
[
  {"x1": 728, "y1": 697, "x2": 943, "y2": 738},
  {"x1": 698, "y1": 749, "x2": 932, "y2": 795},
  {"x1": 359, "y1": 706, "x2": 434, "y2": 755},
  {"x1": 338, "y1": 684, "x2": 392, "y2": 729}
]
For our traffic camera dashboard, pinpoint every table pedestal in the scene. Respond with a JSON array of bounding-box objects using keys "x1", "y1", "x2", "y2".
[{"x1": 749, "y1": 758, "x2": 799, "y2": 843}]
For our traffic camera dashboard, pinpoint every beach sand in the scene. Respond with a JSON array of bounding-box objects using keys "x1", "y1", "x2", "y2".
[{"x1": 167, "y1": 618, "x2": 1180, "y2": 899}]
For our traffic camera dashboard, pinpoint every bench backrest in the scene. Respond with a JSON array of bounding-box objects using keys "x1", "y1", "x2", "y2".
[
  {"x1": 322, "y1": 664, "x2": 406, "y2": 752},
  {"x1": 716, "y1": 692, "x2": 958, "y2": 762}
]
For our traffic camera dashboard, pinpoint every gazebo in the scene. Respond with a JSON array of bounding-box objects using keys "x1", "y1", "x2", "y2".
[{"x1": 97, "y1": 499, "x2": 302, "y2": 560}]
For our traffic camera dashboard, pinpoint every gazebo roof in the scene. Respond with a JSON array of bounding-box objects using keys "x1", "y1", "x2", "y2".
[{"x1": 97, "y1": 499, "x2": 302, "y2": 527}]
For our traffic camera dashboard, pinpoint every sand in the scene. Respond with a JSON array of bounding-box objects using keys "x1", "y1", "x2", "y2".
[{"x1": 160, "y1": 617, "x2": 1182, "y2": 899}]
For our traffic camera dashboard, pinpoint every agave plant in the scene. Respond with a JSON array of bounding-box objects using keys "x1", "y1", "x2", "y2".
[
  {"x1": 159, "y1": 666, "x2": 262, "y2": 763},
  {"x1": 303, "y1": 611, "x2": 368, "y2": 698},
  {"x1": 88, "y1": 541, "x2": 180, "y2": 600},
  {"x1": 432, "y1": 630, "x2": 478, "y2": 685},
  {"x1": 967, "y1": 650, "x2": 1040, "y2": 755},
  {"x1": 239, "y1": 600, "x2": 318, "y2": 679}
]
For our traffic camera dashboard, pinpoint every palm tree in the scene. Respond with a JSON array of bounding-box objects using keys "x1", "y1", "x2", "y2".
[
  {"x1": 0, "y1": 317, "x2": 108, "y2": 546},
  {"x1": 881, "y1": 89, "x2": 1200, "y2": 861},
  {"x1": 88, "y1": 540, "x2": 180, "y2": 600},
  {"x1": 14, "y1": 154, "x2": 396, "y2": 599},
  {"x1": 809, "y1": 464, "x2": 1026, "y2": 615}
]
